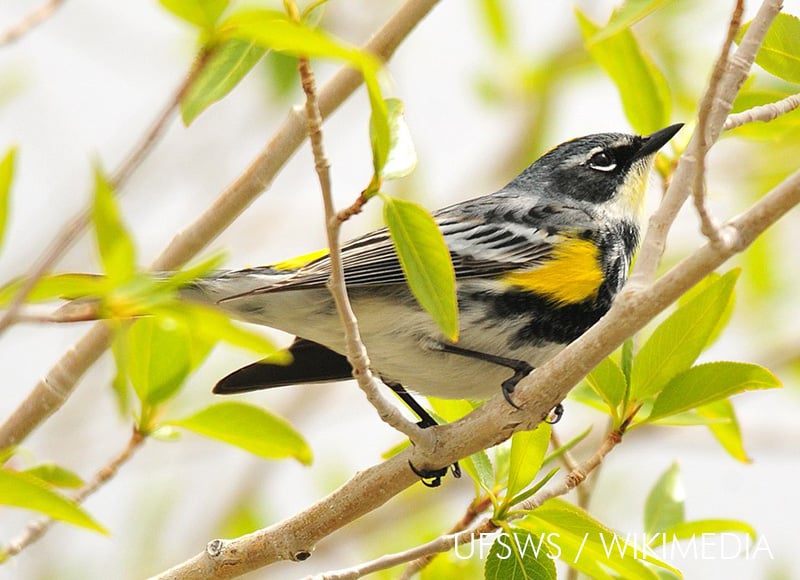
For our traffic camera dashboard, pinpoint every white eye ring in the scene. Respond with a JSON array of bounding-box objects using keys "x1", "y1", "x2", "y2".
[{"x1": 589, "y1": 151, "x2": 617, "y2": 172}]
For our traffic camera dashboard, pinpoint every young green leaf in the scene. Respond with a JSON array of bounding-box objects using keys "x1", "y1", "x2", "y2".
[
  {"x1": 585, "y1": 356, "x2": 627, "y2": 419},
  {"x1": 630, "y1": 269, "x2": 740, "y2": 401},
  {"x1": 0, "y1": 468, "x2": 107, "y2": 534},
  {"x1": 159, "y1": 0, "x2": 228, "y2": 30},
  {"x1": 676, "y1": 271, "x2": 736, "y2": 350},
  {"x1": 505, "y1": 424, "x2": 551, "y2": 503},
  {"x1": 0, "y1": 273, "x2": 108, "y2": 306},
  {"x1": 0, "y1": 147, "x2": 16, "y2": 252},
  {"x1": 648, "y1": 361, "x2": 780, "y2": 422},
  {"x1": 543, "y1": 425, "x2": 592, "y2": 467},
  {"x1": 382, "y1": 195, "x2": 458, "y2": 341},
  {"x1": 738, "y1": 13, "x2": 800, "y2": 84},
  {"x1": 373, "y1": 98, "x2": 417, "y2": 182},
  {"x1": 484, "y1": 529, "x2": 556, "y2": 580},
  {"x1": 519, "y1": 498, "x2": 680, "y2": 579},
  {"x1": 23, "y1": 463, "x2": 84, "y2": 489},
  {"x1": 575, "y1": 8, "x2": 671, "y2": 134},
  {"x1": 697, "y1": 399, "x2": 750, "y2": 463},
  {"x1": 478, "y1": 0, "x2": 512, "y2": 49},
  {"x1": 644, "y1": 462, "x2": 685, "y2": 535},
  {"x1": 92, "y1": 168, "x2": 136, "y2": 283},
  {"x1": 590, "y1": 0, "x2": 672, "y2": 43},
  {"x1": 169, "y1": 401, "x2": 312, "y2": 464},
  {"x1": 181, "y1": 39, "x2": 267, "y2": 125}
]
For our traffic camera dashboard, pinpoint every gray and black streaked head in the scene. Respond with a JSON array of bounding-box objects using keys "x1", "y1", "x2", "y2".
[{"x1": 509, "y1": 124, "x2": 683, "y2": 221}]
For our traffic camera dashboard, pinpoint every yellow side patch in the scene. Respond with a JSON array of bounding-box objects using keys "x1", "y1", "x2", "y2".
[
  {"x1": 502, "y1": 237, "x2": 603, "y2": 305},
  {"x1": 270, "y1": 248, "x2": 329, "y2": 271}
]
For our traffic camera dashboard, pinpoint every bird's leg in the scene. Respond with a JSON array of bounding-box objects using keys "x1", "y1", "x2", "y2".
[{"x1": 385, "y1": 381, "x2": 461, "y2": 488}]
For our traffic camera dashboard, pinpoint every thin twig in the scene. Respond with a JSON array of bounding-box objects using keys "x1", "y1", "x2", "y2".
[
  {"x1": 296, "y1": 55, "x2": 423, "y2": 442},
  {"x1": 692, "y1": 0, "x2": 744, "y2": 245},
  {"x1": 0, "y1": 49, "x2": 210, "y2": 336},
  {"x1": 724, "y1": 91, "x2": 800, "y2": 130},
  {"x1": 0, "y1": 0, "x2": 442, "y2": 451},
  {"x1": 3, "y1": 428, "x2": 145, "y2": 557},
  {"x1": 0, "y1": 0, "x2": 65, "y2": 46}
]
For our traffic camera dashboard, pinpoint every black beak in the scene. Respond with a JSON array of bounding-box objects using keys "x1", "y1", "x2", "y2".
[{"x1": 635, "y1": 123, "x2": 684, "y2": 159}]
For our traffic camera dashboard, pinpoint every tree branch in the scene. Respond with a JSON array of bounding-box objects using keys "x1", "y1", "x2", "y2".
[
  {"x1": 296, "y1": 55, "x2": 423, "y2": 441},
  {"x1": 0, "y1": 0, "x2": 65, "y2": 46},
  {"x1": 630, "y1": 0, "x2": 781, "y2": 284},
  {"x1": 724, "y1": 91, "x2": 800, "y2": 130},
  {"x1": 0, "y1": 0, "x2": 442, "y2": 451}
]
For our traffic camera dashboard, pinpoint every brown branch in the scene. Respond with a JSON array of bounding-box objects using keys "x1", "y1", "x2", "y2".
[
  {"x1": 0, "y1": 0, "x2": 65, "y2": 46},
  {"x1": 0, "y1": 0, "x2": 442, "y2": 451},
  {"x1": 296, "y1": 55, "x2": 422, "y2": 440},
  {"x1": 3, "y1": 428, "x2": 145, "y2": 557},
  {"x1": 692, "y1": 0, "x2": 744, "y2": 245}
]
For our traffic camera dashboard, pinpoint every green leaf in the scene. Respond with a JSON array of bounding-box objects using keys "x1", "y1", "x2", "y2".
[
  {"x1": 181, "y1": 39, "x2": 266, "y2": 125},
  {"x1": 676, "y1": 271, "x2": 735, "y2": 349},
  {"x1": 0, "y1": 273, "x2": 108, "y2": 306},
  {"x1": 122, "y1": 316, "x2": 212, "y2": 407},
  {"x1": 23, "y1": 463, "x2": 84, "y2": 489},
  {"x1": 160, "y1": 252, "x2": 227, "y2": 292},
  {"x1": 644, "y1": 463, "x2": 684, "y2": 535},
  {"x1": 630, "y1": 269, "x2": 740, "y2": 400},
  {"x1": 506, "y1": 467, "x2": 559, "y2": 507},
  {"x1": 661, "y1": 519, "x2": 757, "y2": 542},
  {"x1": 505, "y1": 423, "x2": 551, "y2": 503},
  {"x1": 576, "y1": 8, "x2": 670, "y2": 134},
  {"x1": 92, "y1": 168, "x2": 136, "y2": 283},
  {"x1": 484, "y1": 529, "x2": 556, "y2": 580},
  {"x1": 381, "y1": 195, "x2": 458, "y2": 341},
  {"x1": 520, "y1": 498, "x2": 680, "y2": 579},
  {"x1": 585, "y1": 357, "x2": 627, "y2": 419},
  {"x1": 590, "y1": 0, "x2": 672, "y2": 43},
  {"x1": 377, "y1": 98, "x2": 417, "y2": 182},
  {"x1": 0, "y1": 147, "x2": 16, "y2": 252},
  {"x1": 697, "y1": 399, "x2": 750, "y2": 463},
  {"x1": 0, "y1": 468, "x2": 106, "y2": 533},
  {"x1": 648, "y1": 362, "x2": 780, "y2": 423},
  {"x1": 263, "y1": 50, "x2": 299, "y2": 99},
  {"x1": 169, "y1": 401, "x2": 312, "y2": 464},
  {"x1": 543, "y1": 425, "x2": 592, "y2": 467},
  {"x1": 160, "y1": 0, "x2": 228, "y2": 29},
  {"x1": 738, "y1": 13, "x2": 800, "y2": 84}
]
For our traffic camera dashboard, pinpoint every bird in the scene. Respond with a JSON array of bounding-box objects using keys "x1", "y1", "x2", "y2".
[{"x1": 183, "y1": 124, "x2": 682, "y2": 418}]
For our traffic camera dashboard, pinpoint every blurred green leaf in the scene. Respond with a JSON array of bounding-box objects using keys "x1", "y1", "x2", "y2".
[
  {"x1": 92, "y1": 168, "x2": 136, "y2": 284},
  {"x1": 0, "y1": 147, "x2": 16, "y2": 252},
  {"x1": 216, "y1": 496, "x2": 262, "y2": 538},
  {"x1": 160, "y1": 0, "x2": 228, "y2": 29},
  {"x1": 676, "y1": 271, "x2": 735, "y2": 349},
  {"x1": 505, "y1": 423, "x2": 550, "y2": 502},
  {"x1": 738, "y1": 13, "x2": 800, "y2": 84},
  {"x1": 648, "y1": 362, "x2": 781, "y2": 422},
  {"x1": 543, "y1": 425, "x2": 592, "y2": 467},
  {"x1": 520, "y1": 498, "x2": 679, "y2": 579},
  {"x1": 23, "y1": 463, "x2": 84, "y2": 489},
  {"x1": 644, "y1": 463, "x2": 684, "y2": 535},
  {"x1": 377, "y1": 98, "x2": 417, "y2": 182},
  {"x1": 181, "y1": 40, "x2": 266, "y2": 125},
  {"x1": 591, "y1": 0, "x2": 672, "y2": 43},
  {"x1": 0, "y1": 468, "x2": 106, "y2": 534},
  {"x1": 576, "y1": 8, "x2": 670, "y2": 134},
  {"x1": 697, "y1": 399, "x2": 750, "y2": 463},
  {"x1": 382, "y1": 195, "x2": 458, "y2": 341},
  {"x1": 568, "y1": 381, "x2": 608, "y2": 413},
  {"x1": 477, "y1": 0, "x2": 511, "y2": 49},
  {"x1": 160, "y1": 252, "x2": 227, "y2": 292},
  {"x1": 263, "y1": 50, "x2": 299, "y2": 99},
  {"x1": 484, "y1": 529, "x2": 556, "y2": 580},
  {"x1": 661, "y1": 519, "x2": 757, "y2": 541},
  {"x1": 585, "y1": 356, "x2": 626, "y2": 420},
  {"x1": 0, "y1": 274, "x2": 108, "y2": 306},
  {"x1": 631, "y1": 269, "x2": 740, "y2": 400},
  {"x1": 170, "y1": 401, "x2": 312, "y2": 464}
]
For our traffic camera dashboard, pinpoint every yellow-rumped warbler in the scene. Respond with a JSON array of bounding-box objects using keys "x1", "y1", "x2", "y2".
[{"x1": 186, "y1": 124, "x2": 682, "y2": 413}]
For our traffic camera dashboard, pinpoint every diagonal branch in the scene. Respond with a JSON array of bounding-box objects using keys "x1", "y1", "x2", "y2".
[
  {"x1": 0, "y1": 0, "x2": 442, "y2": 451},
  {"x1": 0, "y1": 0, "x2": 65, "y2": 46},
  {"x1": 724, "y1": 91, "x2": 800, "y2": 130}
]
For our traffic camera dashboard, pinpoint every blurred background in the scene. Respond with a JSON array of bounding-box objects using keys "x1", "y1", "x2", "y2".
[{"x1": 1, "y1": 0, "x2": 799, "y2": 578}]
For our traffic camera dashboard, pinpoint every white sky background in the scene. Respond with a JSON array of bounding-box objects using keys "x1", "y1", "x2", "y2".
[{"x1": 1, "y1": 1, "x2": 799, "y2": 579}]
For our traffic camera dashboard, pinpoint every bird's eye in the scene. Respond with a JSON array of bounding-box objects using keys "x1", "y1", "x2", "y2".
[{"x1": 588, "y1": 151, "x2": 617, "y2": 172}]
